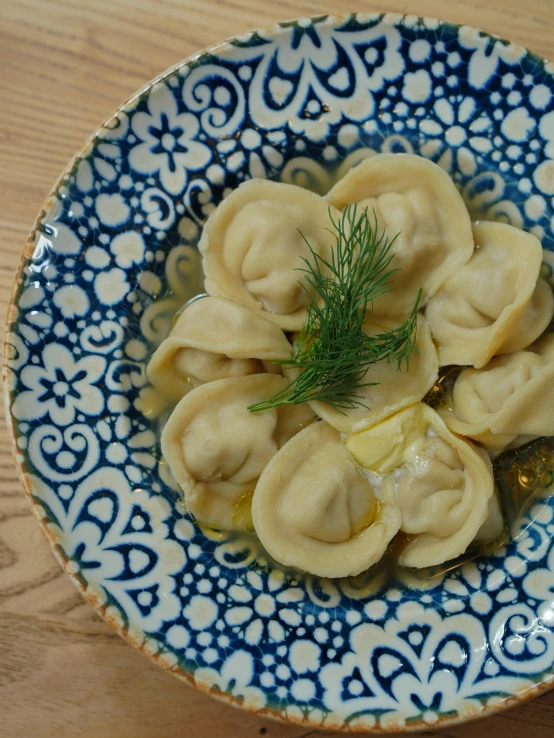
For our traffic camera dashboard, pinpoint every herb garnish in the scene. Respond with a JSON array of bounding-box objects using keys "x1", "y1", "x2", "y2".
[{"x1": 248, "y1": 205, "x2": 421, "y2": 414}]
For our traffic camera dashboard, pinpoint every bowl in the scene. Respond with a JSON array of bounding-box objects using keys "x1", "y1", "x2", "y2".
[{"x1": 4, "y1": 12, "x2": 554, "y2": 733}]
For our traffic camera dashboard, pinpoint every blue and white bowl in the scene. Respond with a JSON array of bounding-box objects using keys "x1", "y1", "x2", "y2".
[{"x1": 4, "y1": 13, "x2": 554, "y2": 732}]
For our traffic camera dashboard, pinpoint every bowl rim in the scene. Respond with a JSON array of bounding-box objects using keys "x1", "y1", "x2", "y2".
[{"x1": 3, "y1": 10, "x2": 554, "y2": 733}]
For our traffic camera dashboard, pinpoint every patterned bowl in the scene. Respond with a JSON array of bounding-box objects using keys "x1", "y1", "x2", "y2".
[{"x1": 4, "y1": 12, "x2": 554, "y2": 733}]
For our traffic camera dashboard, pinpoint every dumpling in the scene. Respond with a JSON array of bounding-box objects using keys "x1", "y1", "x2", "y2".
[
  {"x1": 252, "y1": 422, "x2": 402, "y2": 578},
  {"x1": 147, "y1": 296, "x2": 292, "y2": 402},
  {"x1": 474, "y1": 492, "x2": 504, "y2": 544},
  {"x1": 199, "y1": 179, "x2": 340, "y2": 330},
  {"x1": 161, "y1": 374, "x2": 314, "y2": 531},
  {"x1": 426, "y1": 221, "x2": 554, "y2": 368},
  {"x1": 346, "y1": 404, "x2": 495, "y2": 568},
  {"x1": 439, "y1": 333, "x2": 554, "y2": 457},
  {"x1": 298, "y1": 313, "x2": 438, "y2": 432},
  {"x1": 325, "y1": 153, "x2": 474, "y2": 316}
]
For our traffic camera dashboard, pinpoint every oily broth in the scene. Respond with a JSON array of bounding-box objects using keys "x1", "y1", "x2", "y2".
[
  {"x1": 146, "y1": 178, "x2": 554, "y2": 592},
  {"x1": 423, "y1": 365, "x2": 462, "y2": 413},
  {"x1": 217, "y1": 375, "x2": 554, "y2": 592},
  {"x1": 155, "y1": 358, "x2": 553, "y2": 593},
  {"x1": 399, "y1": 368, "x2": 554, "y2": 585},
  {"x1": 153, "y1": 317, "x2": 553, "y2": 591},
  {"x1": 424, "y1": 366, "x2": 554, "y2": 533}
]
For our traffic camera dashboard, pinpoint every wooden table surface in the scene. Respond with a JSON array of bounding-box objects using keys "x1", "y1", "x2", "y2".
[{"x1": 1, "y1": 1, "x2": 554, "y2": 736}]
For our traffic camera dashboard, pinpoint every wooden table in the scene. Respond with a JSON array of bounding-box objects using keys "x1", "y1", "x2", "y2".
[{"x1": 1, "y1": 1, "x2": 554, "y2": 736}]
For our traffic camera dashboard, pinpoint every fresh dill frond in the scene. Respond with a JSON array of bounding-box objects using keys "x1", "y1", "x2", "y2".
[{"x1": 248, "y1": 205, "x2": 422, "y2": 414}]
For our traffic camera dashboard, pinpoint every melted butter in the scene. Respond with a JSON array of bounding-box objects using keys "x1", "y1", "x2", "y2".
[{"x1": 347, "y1": 404, "x2": 427, "y2": 473}]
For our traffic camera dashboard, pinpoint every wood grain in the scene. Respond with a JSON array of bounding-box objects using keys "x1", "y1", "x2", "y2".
[{"x1": 1, "y1": 1, "x2": 554, "y2": 736}]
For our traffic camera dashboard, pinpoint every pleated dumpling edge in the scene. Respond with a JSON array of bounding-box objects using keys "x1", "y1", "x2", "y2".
[
  {"x1": 346, "y1": 403, "x2": 497, "y2": 569},
  {"x1": 199, "y1": 179, "x2": 341, "y2": 331},
  {"x1": 252, "y1": 422, "x2": 402, "y2": 578},
  {"x1": 147, "y1": 296, "x2": 292, "y2": 402},
  {"x1": 325, "y1": 153, "x2": 474, "y2": 317}
]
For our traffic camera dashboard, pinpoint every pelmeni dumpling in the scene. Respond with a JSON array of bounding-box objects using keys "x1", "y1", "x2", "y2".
[
  {"x1": 346, "y1": 404, "x2": 495, "y2": 568},
  {"x1": 475, "y1": 491, "x2": 504, "y2": 544},
  {"x1": 426, "y1": 222, "x2": 554, "y2": 368},
  {"x1": 199, "y1": 180, "x2": 340, "y2": 330},
  {"x1": 325, "y1": 153, "x2": 474, "y2": 316},
  {"x1": 301, "y1": 314, "x2": 438, "y2": 432},
  {"x1": 252, "y1": 422, "x2": 402, "y2": 578},
  {"x1": 440, "y1": 333, "x2": 554, "y2": 457},
  {"x1": 161, "y1": 374, "x2": 314, "y2": 531},
  {"x1": 147, "y1": 296, "x2": 291, "y2": 401}
]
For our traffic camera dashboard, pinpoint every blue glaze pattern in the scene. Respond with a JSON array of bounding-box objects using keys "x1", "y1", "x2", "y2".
[{"x1": 4, "y1": 13, "x2": 554, "y2": 731}]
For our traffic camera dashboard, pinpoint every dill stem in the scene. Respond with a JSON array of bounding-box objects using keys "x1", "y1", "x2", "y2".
[{"x1": 248, "y1": 205, "x2": 420, "y2": 414}]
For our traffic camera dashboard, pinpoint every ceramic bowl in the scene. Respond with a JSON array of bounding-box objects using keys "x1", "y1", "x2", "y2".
[{"x1": 4, "y1": 12, "x2": 554, "y2": 733}]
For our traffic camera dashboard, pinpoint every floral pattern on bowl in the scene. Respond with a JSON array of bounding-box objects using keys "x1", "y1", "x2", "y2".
[{"x1": 4, "y1": 12, "x2": 554, "y2": 733}]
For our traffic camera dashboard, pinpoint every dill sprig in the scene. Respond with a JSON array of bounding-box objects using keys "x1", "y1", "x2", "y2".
[{"x1": 248, "y1": 205, "x2": 421, "y2": 414}]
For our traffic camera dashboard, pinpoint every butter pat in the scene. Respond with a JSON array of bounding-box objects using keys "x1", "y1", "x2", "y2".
[{"x1": 346, "y1": 404, "x2": 427, "y2": 473}]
